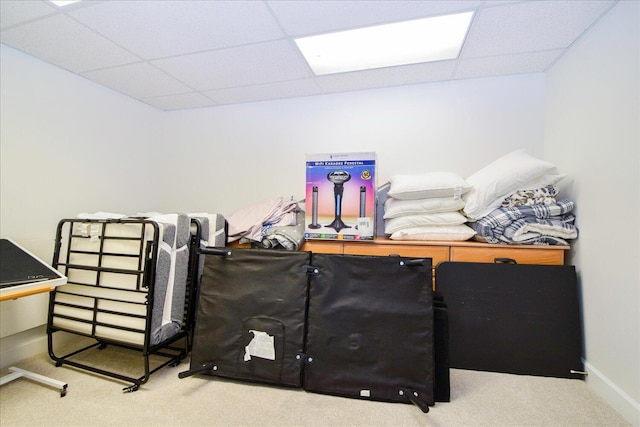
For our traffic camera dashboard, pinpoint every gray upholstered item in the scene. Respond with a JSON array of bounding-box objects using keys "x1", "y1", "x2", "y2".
[{"x1": 48, "y1": 216, "x2": 198, "y2": 391}]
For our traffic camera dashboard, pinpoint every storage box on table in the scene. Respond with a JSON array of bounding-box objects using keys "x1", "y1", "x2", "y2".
[{"x1": 305, "y1": 152, "x2": 377, "y2": 241}]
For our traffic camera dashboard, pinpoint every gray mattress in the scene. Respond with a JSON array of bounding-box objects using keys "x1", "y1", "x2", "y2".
[{"x1": 52, "y1": 213, "x2": 226, "y2": 347}]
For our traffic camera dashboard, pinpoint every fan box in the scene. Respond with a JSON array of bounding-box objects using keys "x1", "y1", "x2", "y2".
[{"x1": 305, "y1": 152, "x2": 377, "y2": 241}]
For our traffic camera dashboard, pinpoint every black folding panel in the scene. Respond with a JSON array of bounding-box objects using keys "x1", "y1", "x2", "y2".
[
  {"x1": 304, "y1": 254, "x2": 435, "y2": 410},
  {"x1": 188, "y1": 248, "x2": 311, "y2": 387},
  {"x1": 435, "y1": 261, "x2": 584, "y2": 379},
  {"x1": 433, "y1": 291, "x2": 450, "y2": 402},
  {"x1": 0, "y1": 239, "x2": 62, "y2": 287}
]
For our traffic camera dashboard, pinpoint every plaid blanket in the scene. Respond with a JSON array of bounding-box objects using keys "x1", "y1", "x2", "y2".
[{"x1": 470, "y1": 198, "x2": 578, "y2": 245}]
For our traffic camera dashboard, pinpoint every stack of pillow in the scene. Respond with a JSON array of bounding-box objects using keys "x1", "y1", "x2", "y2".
[{"x1": 383, "y1": 172, "x2": 477, "y2": 241}]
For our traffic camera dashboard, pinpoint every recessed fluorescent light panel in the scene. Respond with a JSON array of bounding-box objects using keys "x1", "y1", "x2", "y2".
[
  {"x1": 295, "y1": 11, "x2": 474, "y2": 75},
  {"x1": 49, "y1": 0, "x2": 82, "y2": 7}
]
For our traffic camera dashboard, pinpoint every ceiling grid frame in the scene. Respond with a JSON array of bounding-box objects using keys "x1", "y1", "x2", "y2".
[{"x1": 0, "y1": 0, "x2": 619, "y2": 111}]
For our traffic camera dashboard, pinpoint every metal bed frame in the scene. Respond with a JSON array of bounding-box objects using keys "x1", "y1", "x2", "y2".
[{"x1": 47, "y1": 217, "x2": 202, "y2": 392}]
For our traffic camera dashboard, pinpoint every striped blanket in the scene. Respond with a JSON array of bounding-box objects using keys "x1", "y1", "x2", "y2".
[{"x1": 470, "y1": 198, "x2": 578, "y2": 245}]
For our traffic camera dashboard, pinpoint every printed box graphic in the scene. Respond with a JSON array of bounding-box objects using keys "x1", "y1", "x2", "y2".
[{"x1": 305, "y1": 152, "x2": 376, "y2": 241}]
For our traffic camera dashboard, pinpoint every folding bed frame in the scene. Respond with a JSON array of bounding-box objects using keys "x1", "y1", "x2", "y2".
[
  {"x1": 47, "y1": 214, "x2": 225, "y2": 392},
  {"x1": 181, "y1": 248, "x2": 449, "y2": 412}
]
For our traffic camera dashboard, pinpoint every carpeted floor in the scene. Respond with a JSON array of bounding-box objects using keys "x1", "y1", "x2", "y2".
[{"x1": 0, "y1": 343, "x2": 630, "y2": 427}]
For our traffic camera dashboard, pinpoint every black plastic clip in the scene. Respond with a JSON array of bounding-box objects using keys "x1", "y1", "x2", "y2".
[
  {"x1": 399, "y1": 258, "x2": 426, "y2": 268},
  {"x1": 178, "y1": 363, "x2": 217, "y2": 379},
  {"x1": 198, "y1": 247, "x2": 232, "y2": 256},
  {"x1": 307, "y1": 266, "x2": 320, "y2": 276},
  {"x1": 400, "y1": 388, "x2": 430, "y2": 413}
]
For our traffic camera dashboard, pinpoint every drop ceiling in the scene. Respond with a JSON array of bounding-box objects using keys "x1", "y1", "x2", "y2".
[{"x1": 0, "y1": 0, "x2": 618, "y2": 111}]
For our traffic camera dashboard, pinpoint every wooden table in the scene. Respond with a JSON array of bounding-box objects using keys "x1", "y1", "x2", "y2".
[{"x1": 0, "y1": 239, "x2": 68, "y2": 397}]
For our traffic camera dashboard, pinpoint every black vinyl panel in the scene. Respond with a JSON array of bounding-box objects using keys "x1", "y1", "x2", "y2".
[
  {"x1": 1, "y1": 239, "x2": 61, "y2": 287},
  {"x1": 436, "y1": 261, "x2": 584, "y2": 379},
  {"x1": 304, "y1": 254, "x2": 435, "y2": 406},
  {"x1": 190, "y1": 248, "x2": 311, "y2": 387}
]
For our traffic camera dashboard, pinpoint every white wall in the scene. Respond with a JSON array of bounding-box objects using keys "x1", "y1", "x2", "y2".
[
  {"x1": 0, "y1": 44, "x2": 164, "y2": 253},
  {"x1": 544, "y1": 1, "x2": 640, "y2": 424},
  {"x1": 161, "y1": 74, "x2": 545, "y2": 215},
  {"x1": 0, "y1": 44, "x2": 163, "y2": 363}
]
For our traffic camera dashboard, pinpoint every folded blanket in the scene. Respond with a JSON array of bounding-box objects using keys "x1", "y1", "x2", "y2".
[
  {"x1": 470, "y1": 198, "x2": 577, "y2": 245},
  {"x1": 501, "y1": 185, "x2": 558, "y2": 207},
  {"x1": 227, "y1": 197, "x2": 299, "y2": 242},
  {"x1": 246, "y1": 209, "x2": 306, "y2": 251}
]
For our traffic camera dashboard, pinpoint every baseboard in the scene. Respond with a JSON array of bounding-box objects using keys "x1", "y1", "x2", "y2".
[
  {"x1": 0, "y1": 325, "x2": 48, "y2": 369},
  {"x1": 0, "y1": 326, "x2": 79, "y2": 370},
  {"x1": 584, "y1": 360, "x2": 640, "y2": 426}
]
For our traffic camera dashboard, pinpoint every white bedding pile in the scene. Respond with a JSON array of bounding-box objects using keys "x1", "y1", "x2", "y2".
[
  {"x1": 462, "y1": 149, "x2": 566, "y2": 221},
  {"x1": 383, "y1": 172, "x2": 476, "y2": 241},
  {"x1": 461, "y1": 150, "x2": 578, "y2": 245}
]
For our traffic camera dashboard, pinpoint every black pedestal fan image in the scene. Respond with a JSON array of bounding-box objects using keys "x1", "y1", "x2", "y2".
[{"x1": 326, "y1": 170, "x2": 351, "y2": 232}]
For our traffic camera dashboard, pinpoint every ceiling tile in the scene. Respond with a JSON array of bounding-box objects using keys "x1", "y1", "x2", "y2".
[
  {"x1": 141, "y1": 92, "x2": 217, "y2": 111},
  {"x1": 152, "y1": 40, "x2": 313, "y2": 91},
  {"x1": 454, "y1": 50, "x2": 564, "y2": 79},
  {"x1": 69, "y1": 0, "x2": 285, "y2": 59},
  {"x1": 203, "y1": 78, "x2": 322, "y2": 105},
  {"x1": 0, "y1": 0, "x2": 57, "y2": 30},
  {"x1": 462, "y1": 0, "x2": 617, "y2": 58},
  {"x1": 0, "y1": 13, "x2": 139, "y2": 72},
  {"x1": 315, "y1": 60, "x2": 457, "y2": 94},
  {"x1": 268, "y1": 0, "x2": 482, "y2": 36},
  {"x1": 82, "y1": 62, "x2": 194, "y2": 99}
]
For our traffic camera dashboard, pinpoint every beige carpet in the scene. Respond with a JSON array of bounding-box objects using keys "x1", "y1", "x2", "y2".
[{"x1": 0, "y1": 344, "x2": 629, "y2": 427}]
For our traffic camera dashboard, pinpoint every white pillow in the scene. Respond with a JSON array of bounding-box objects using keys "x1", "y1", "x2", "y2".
[
  {"x1": 463, "y1": 150, "x2": 559, "y2": 220},
  {"x1": 384, "y1": 196, "x2": 465, "y2": 219},
  {"x1": 384, "y1": 211, "x2": 467, "y2": 234},
  {"x1": 466, "y1": 173, "x2": 566, "y2": 220},
  {"x1": 388, "y1": 172, "x2": 471, "y2": 200},
  {"x1": 390, "y1": 224, "x2": 477, "y2": 241}
]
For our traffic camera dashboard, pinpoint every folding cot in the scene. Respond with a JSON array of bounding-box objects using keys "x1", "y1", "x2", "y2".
[
  {"x1": 47, "y1": 213, "x2": 225, "y2": 392},
  {"x1": 181, "y1": 248, "x2": 448, "y2": 412}
]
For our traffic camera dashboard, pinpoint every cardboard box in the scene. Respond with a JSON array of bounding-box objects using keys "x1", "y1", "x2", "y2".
[{"x1": 305, "y1": 152, "x2": 376, "y2": 241}]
